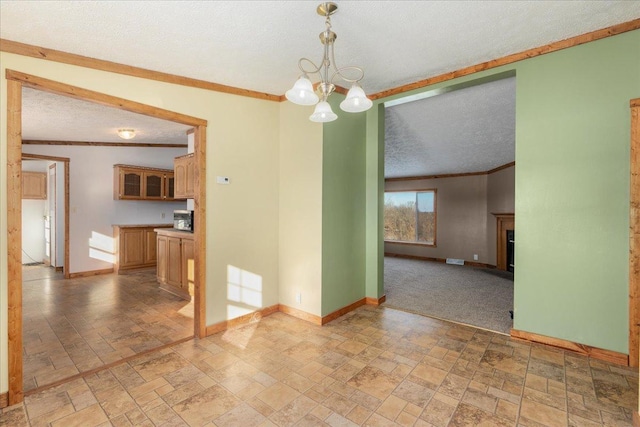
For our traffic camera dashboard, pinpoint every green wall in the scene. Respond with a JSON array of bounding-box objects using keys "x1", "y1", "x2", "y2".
[
  {"x1": 365, "y1": 104, "x2": 386, "y2": 300},
  {"x1": 362, "y1": 30, "x2": 640, "y2": 353},
  {"x1": 514, "y1": 30, "x2": 639, "y2": 352},
  {"x1": 321, "y1": 94, "x2": 368, "y2": 316}
]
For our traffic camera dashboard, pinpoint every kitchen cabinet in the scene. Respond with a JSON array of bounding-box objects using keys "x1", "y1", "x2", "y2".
[
  {"x1": 182, "y1": 238, "x2": 195, "y2": 296},
  {"x1": 143, "y1": 171, "x2": 164, "y2": 200},
  {"x1": 113, "y1": 224, "x2": 172, "y2": 273},
  {"x1": 155, "y1": 228, "x2": 194, "y2": 300},
  {"x1": 114, "y1": 165, "x2": 177, "y2": 201},
  {"x1": 174, "y1": 153, "x2": 194, "y2": 199},
  {"x1": 22, "y1": 171, "x2": 47, "y2": 199}
]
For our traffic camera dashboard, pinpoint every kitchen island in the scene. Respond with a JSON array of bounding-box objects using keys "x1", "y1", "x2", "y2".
[{"x1": 155, "y1": 228, "x2": 194, "y2": 300}]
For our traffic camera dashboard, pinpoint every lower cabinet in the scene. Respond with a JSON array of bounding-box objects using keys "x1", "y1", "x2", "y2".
[
  {"x1": 114, "y1": 225, "x2": 172, "y2": 273},
  {"x1": 156, "y1": 229, "x2": 194, "y2": 300},
  {"x1": 182, "y1": 238, "x2": 195, "y2": 297}
]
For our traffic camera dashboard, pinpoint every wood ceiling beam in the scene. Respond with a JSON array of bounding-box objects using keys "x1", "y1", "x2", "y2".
[{"x1": 22, "y1": 140, "x2": 187, "y2": 148}]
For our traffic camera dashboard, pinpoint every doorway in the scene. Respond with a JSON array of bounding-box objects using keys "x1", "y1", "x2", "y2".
[
  {"x1": 22, "y1": 154, "x2": 70, "y2": 278},
  {"x1": 382, "y1": 73, "x2": 516, "y2": 334},
  {"x1": 6, "y1": 70, "x2": 208, "y2": 405}
]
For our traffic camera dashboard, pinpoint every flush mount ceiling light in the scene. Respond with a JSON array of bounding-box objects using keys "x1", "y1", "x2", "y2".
[
  {"x1": 286, "y1": 2, "x2": 372, "y2": 123},
  {"x1": 117, "y1": 128, "x2": 136, "y2": 140}
]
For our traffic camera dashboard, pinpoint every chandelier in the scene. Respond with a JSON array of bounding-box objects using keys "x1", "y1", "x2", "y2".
[{"x1": 285, "y1": 2, "x2": 372, "y2": 122}]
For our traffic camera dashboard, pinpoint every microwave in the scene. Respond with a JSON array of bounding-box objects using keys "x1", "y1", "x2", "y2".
[{"x1": 174, "y1": 210, "x2": 194, "y2": 232}]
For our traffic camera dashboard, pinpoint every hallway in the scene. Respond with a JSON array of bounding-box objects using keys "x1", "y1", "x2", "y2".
[{"x1": 22, "y1": 266, "x2": 194, "y2": 392}]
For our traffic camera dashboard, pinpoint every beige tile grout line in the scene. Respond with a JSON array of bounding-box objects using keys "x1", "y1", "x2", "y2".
[{"x1": 23, "y1": 335, "x2": 194, "y2": 398}]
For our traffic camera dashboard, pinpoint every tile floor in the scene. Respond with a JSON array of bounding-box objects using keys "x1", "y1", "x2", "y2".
[
  {"x1": 22, "y1": 266, "x2": 194, "y2": 392},
  {"x1": 2, "y1": 305, "x2": 637, "y2": 426}
]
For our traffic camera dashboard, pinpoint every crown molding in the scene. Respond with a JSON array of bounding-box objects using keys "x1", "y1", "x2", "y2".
[
  {"x1": 385, "y1": 161, "x2": 515, "y2": 182},
  {"x1": 2, "y1": 19, "x2": 638, "y2": 104},
  {"x1": 369, "y1": 19, "x2": 640, "y2": 101},
  {"x1": 0, "y1": 38, "x2": 281, "y2": 102}
]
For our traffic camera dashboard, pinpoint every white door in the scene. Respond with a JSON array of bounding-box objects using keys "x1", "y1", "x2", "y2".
[{"x1": 48, "y1": 164, "x2": 57, "y2": 267}]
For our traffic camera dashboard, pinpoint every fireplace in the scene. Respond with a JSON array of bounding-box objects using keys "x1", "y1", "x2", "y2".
[
  {"x1": 493, "y1": 213, "x2": 514, "y2": 271},
  {"x1": 506, "y1": 229, "x2": 515, "y2": 273}
]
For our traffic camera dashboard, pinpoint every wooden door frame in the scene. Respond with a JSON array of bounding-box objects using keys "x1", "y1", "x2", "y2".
[
  {"x1": 6, "y1": 70, "x2": 208, "y2": 405},
  {"x1": 22, "y1": 154, "x2": 71, "y2": 278},
  {"x1": 630, "y1": 98, "x2": 639, "y2": 369},
  {"x1": 494, "y1": 213, "x2": 515, "y2": 271}
]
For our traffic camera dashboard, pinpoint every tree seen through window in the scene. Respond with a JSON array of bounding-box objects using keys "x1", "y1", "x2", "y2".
[{"x1": 384, "y1": 190, "x2": 436, "y2": 244}]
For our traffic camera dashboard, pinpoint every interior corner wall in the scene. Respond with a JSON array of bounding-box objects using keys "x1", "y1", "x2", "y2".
[
  {"x1": 321, "y1": 95, "x2": 367, "y2": 316},
  {"x1": 384, "y1": 174, "x2": 490, "y2": 264},
  {"x1": 368, "y1": 29, "x2": 640, "y2": 354},
  {"x1": 278, "y1": 101, "x2": 323, "y2": 316},
  {"x1": 365, "y1": 104, "x2": 386, "y2": 300},
  {"x1": 0, "y1": 52, "x2": 281, "y2": 394}
]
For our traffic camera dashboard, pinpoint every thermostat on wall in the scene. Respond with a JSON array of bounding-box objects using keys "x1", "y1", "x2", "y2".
[{"x1": 216, "y1": 176, "x2": 230, "y2": 184}]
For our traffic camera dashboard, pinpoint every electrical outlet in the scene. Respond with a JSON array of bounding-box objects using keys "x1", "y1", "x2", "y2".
[
  {"x1": 296, "y1": 293, "x2": 302, "y2": 304},
  {"x1": 473, "y1": 254, "x2": 478, "y2": 261}
]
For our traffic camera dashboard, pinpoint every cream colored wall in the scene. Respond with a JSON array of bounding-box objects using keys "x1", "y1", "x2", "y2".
[
  {"x1": 0, "y1": 52, "x2": 281, "y2": 393},
  {"x1": 278, "y1": 102, "x2": 323, "y2": 315}
]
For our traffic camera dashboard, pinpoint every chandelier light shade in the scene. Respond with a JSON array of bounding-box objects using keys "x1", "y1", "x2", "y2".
[
  {"x1": 286, "y1": 2, "x2": 372, "y2": 122},
  {"x1": 340, "y1": 83, "x2": 373, "y2": 113},
  {"x1": 285, "y1": 77, "x2": 319, "y2": 106},
  {"x1": 117, "y1": 128, "x2": 136, "y2": 140},
  {"x1": 310, "y1": 101, "x2": 338, "y2": 123}
]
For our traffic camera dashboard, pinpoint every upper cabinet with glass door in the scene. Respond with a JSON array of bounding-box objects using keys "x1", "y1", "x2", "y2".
[{"x1": 114, "y1": 165, "x2": 178, "y2": 201}]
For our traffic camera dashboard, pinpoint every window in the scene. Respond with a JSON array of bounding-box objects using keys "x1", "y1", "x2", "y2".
[{"x1": 384, "y1": 190, "x2": 436, "y2": 245}]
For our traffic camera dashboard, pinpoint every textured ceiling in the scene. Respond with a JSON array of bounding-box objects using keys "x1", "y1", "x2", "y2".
[
  {"x1": 22, "y1": 88, "x2": 191, "y2": 144},
  {"x1": 3, "y1": 2, "x2": 639, "y2": 152},
  {"x1": 385, "y1": 77, "x2": 515, "y2": 178},
  {"x1": 1, "y1": 1, "x2": 639, "y2": 96}
]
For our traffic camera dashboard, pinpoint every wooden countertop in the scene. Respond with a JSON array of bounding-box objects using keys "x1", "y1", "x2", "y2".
[
  {"x1": 154, "y1": 228, "x2": 195, "y2": 239},
  {"x1": 113, "y1": 224, "x2": 173, "y2": 228}
]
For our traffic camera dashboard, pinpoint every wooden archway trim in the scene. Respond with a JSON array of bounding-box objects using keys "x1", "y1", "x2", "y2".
[
  {"x1": 630, "y1": 98, "x2": 640, "y2": 369},
  {"x1": 5, "y1": 70, "x2": 207, "y2": 127},
  {"x1": 7, "y1": 79, "x2": 23, "y2": 405},
  {"x1": 6, "y1": 70, "x2": 208, "y2": 405}
]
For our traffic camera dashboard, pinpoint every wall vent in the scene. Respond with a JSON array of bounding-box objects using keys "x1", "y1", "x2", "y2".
[{"x1": 446, "y1": 258, "x2": 465, "y2": 266}]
